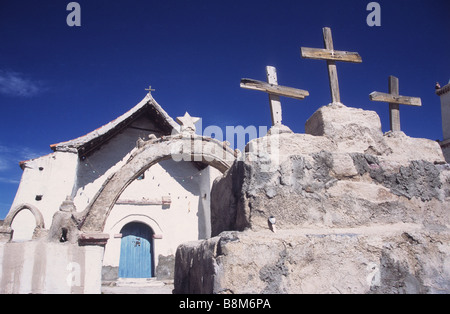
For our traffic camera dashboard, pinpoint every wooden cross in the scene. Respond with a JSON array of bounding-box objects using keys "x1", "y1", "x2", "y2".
[
  {"x1": 145, "y1": 85, "x2": 155, "y2": 95},
  {"x1": 240, "y1": 66, "x2": 309, "y2": 126},
  {"x1": 301, "y1": 27, "x2": 362, "y2": 104},
  {"x1": 369, "y1": 76, "x2": 422, "y2": 132}
]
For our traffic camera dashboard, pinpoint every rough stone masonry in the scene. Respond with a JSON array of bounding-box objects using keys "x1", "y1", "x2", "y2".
[{"x1": 174, "y1": 103, "x2": 450, "y2": 294}]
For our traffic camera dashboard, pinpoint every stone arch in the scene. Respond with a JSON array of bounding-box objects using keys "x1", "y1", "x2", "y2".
[
  {"x1": 2, "y1": 203, "x2": 45, "y2": 241},
  {"x1": 3, "y1": 203, "x2": 45, "y2": 229},
  {"x1": 109, "y1": 215, "x2": 163, "y2": 236},
  {"x1": 79, "y1": 134, "x2": 237, "y2": 233}
]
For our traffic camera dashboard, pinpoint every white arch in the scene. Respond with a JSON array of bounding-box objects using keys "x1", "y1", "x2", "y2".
[{"x1": 79, "y1": 134, "x2": 236, "y2": 233}]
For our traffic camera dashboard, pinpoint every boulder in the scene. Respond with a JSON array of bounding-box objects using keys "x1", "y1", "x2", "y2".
[
  {"x1": 176, "y1": 103, "x2": 450, "y2": 294},
  {"x1": 174, "y1": 227, "x2": 450, "y2": 294},
  {"x1": 211, "y1": 104, "x2": 447, "y2": 235},
  {"x1": 305, "y1": 103, "x2": 391, "y2": 155}
]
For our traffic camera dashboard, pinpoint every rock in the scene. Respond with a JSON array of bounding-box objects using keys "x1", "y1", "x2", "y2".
[
  {"x1": 176, "y1": 103, "x2": 450, "y2": 294},
  {"x1": 174, "y1": 238, "x2": 220, "y2": 294},
  {"x1": 174, "y1": 228, "x2": 450, "y2": 294},
  {"x1": 266, "y1": 124, "x2": 294, "y2": 135},
  {"x1": 382, "y1": 131, "x2": 445, "y2": 164},
  {"x1": 211, "y1": 147, "x2": 449, "y2": 235},
  {"x1": 305, "y1": 103, "x2": 391, "y2": 155},
  {"x1": 156, "y1": 254, "x2": 176, "y2": 281},
  {"x1": 48, "y1": 196, "x2": 81, "y2": 244},
  {"x1": 210, "y1": 103, "x2": 448, "y2": 235}
]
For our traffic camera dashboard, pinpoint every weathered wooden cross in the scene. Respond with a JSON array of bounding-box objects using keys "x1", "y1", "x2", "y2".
[
  {"x1": 240, "y1": 66, "x2": 309, "y2": 126},
  {"x1": 301, "y1": 27, "x2": 362, "y2": 104},
  {"x1": 369, "y1": 76, "x2": 422, "y2": 132}
]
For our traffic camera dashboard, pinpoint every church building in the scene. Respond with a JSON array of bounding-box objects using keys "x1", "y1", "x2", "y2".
[
  {"x1": 1, "y1": 92, "x2": 224, "y2": 282},
  {"x1": 436, "y1": 81, "x2": 450, "y2": 163}
]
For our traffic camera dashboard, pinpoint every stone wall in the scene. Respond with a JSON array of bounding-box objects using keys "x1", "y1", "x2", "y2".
[
  {"x1": 211, "y1": 104, "x2": 447, "y2": 236},
  {"x1": 175, "y1": 103, "x2": 450, "y2": 294},
  {"x1": 175, "y1": 228, "x2": 450, "y2": 294},
  {"x1": 441, "y1": 140, "x2": 450, "y2": 164}
]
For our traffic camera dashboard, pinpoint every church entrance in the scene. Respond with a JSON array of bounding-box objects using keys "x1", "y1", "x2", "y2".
[{"x1": 118, "y1": 222, "x2": 154, "y2": 278}]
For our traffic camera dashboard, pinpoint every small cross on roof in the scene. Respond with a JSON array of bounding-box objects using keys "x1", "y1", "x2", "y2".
[{"x1": 145, "y1": 85, "x2": 156, "y2": 95}]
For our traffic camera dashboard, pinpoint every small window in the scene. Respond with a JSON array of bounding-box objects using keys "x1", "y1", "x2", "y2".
[
  {"x1": 137, "y1": 173, "x2": 145, "y2": 181},
  {"x1": 35, "y1": 195, "x2": 43, "y2": 201}
]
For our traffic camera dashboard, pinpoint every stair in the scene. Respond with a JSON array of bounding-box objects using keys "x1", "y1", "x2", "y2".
[{"x1": 115, "y1": 278, "x2": 165, "y2": 287}]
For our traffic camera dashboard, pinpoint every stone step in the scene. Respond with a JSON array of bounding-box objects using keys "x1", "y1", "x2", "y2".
[{"x1": 115, "y1": 278, "x2": 165, "y2": 287}]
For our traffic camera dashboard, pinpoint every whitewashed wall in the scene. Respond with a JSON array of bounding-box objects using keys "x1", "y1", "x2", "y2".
[
  {"x1": 9, "y1": 151, "x2": 78, "y2": 232},
  {"x1": 0, "y1": 241, "x2": 103, "y2": 294},
  {"x1": 5, "y1": 113, "x2": 223, "y2": 281},
  {"x1": 102, "y1": 160, "x2": 220, "y2": 271},
  {"x1": 73, "y1": 116, "x2": 160, "y2": 211}
]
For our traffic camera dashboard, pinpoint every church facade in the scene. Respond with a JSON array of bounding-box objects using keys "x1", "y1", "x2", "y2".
[{"x1": 0, "y1": 93, "x2": 228, "y2": 282}]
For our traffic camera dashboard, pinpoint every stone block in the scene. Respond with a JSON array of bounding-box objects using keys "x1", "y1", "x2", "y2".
[
  {"x1": 211, "y1": 147, "x2": 450, "y2": 235},
  {"x1": 174, "y1": 228, "x2": 450, "y2": 294},
  {"x1": 156, "y1": 254, "x2": 175, "y2": 280},
  {"x1": 305, "y1": 103, "x2": 390, "y2": 155},
  {"x1": 178, "y1": 103, "x2": 450, "y2": 294}
]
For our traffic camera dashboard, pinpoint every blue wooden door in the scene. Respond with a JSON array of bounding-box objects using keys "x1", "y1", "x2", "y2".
[{"x1": 119, "y1": 222, "x2": 154, "y2": 278}]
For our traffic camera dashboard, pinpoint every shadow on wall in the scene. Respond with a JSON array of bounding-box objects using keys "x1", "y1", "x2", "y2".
[
  {"x1": 159, "y1": 160, "x2": 211, "y2": 240},
  {"x1": 75, "y1": 129, "x2": 149, "y2": 192}
]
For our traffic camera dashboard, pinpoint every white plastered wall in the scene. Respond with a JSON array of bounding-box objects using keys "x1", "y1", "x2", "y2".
[
  {"x1": 73, "y1": 115, "x2": 164, "y2": 212},
  {"x1": 8, "y1": 151, "x2": 78, "y2": 235},
  {"x1": 6, "y1": 113, "x2": 224, "y2": 276},
  {"x1": 102, "y1": 159, "x2": 221, "y2": 271}
]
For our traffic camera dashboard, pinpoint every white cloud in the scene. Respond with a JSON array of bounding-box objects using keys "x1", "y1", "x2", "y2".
[
  {"x1": 17, "y1": 146, "x2": 45, "y2": 161},
  {"x1": 0, "y1": 145, "x2": 17, "y2": 172},
  {"x1": 0, "y1": 143, "x2": 47, "y2": 175},
  {"x1": 0, "y1": 70, "x2": 46, "y2": 97},
  {"x1": 0, "y1": 158, "x2": 9, "y2": 171},
  {"x1": 0, "y1": 177, "x2": 20, "y2": 184},
  {"x1": 0, "y1": 144, "x2": 13, "y2": 153}
]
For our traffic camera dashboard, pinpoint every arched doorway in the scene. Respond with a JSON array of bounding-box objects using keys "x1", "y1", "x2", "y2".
[{"x1": 118, "y1": 222, "x2": 154, "y2": 278}]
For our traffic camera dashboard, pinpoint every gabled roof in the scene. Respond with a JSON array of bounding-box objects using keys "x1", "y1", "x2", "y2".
[{"x1": 50, "y1": 94, "x2": 180, "y2": 157}]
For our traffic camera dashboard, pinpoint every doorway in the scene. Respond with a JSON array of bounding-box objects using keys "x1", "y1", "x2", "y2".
[{"x1": 118, "y1": 222, "x2": 154, "y2": 278}]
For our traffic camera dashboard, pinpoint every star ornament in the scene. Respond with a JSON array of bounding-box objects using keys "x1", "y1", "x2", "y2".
[{"x1": 176, "y1": 112, "x2": 200, "y2": 133}]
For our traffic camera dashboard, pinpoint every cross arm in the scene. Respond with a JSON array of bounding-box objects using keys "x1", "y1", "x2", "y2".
[
  {"x1": 301, "y1": 47, "x2": 362, "y2": 63},
  {"x1": 369, "y1": 92, "x2": 422, "y2": 107},
  {"x1": 240, "y1": 78, "x2": 309, "y2": 100}
]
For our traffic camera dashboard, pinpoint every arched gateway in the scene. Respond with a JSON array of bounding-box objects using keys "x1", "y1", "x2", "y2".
[{"x1": 78, "y1": 133, "x2": 237, "y2": 235}]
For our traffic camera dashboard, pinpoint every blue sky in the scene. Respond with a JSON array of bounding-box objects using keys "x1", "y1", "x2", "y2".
[{"x1": 0, "y1": 0, "x2": 449, "y2": 218}]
